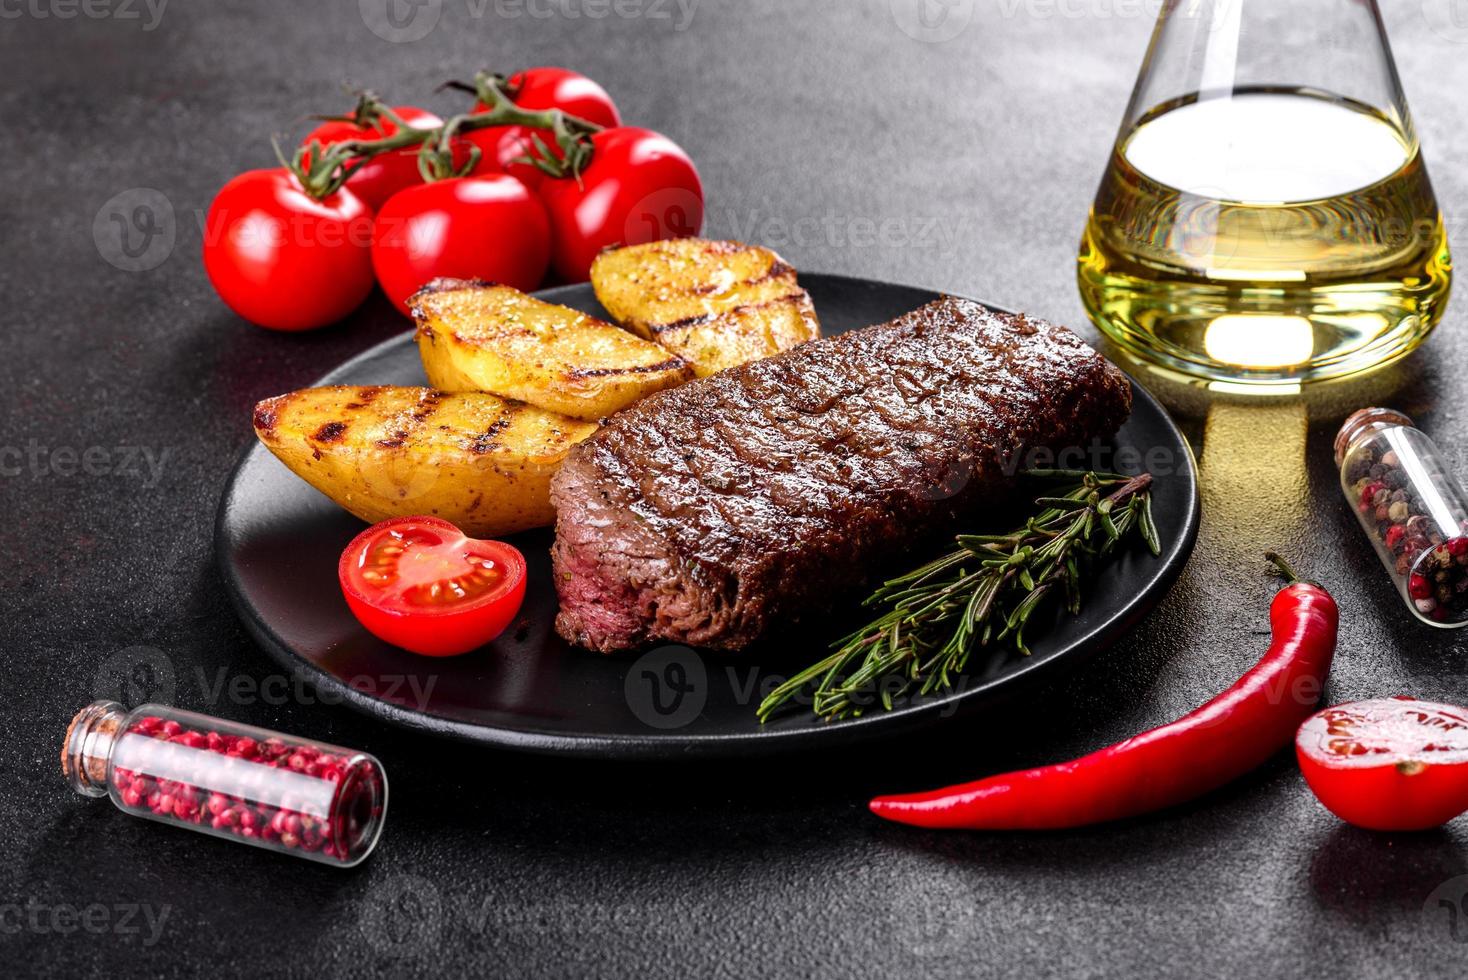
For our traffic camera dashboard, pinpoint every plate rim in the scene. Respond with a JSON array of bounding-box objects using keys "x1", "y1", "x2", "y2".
[{"x1": 215, "y1": 273, "x2": 1201, "y2": 759}]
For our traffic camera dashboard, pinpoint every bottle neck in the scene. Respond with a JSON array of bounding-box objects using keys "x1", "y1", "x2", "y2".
[
  {"x1": 1335, "y1": 407, "x2": 1415, "y2": 468},
  {"x1": 63, "y1": 700, "x2": 129, "y2": 798}
]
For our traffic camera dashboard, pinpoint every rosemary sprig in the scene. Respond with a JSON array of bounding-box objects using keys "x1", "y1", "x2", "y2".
[{"x1": 756, "y1": 470, "x2": 1161, "y2": 723}]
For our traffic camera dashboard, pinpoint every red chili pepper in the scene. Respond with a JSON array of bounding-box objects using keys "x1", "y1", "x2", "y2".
[{"x1": 868, "y1": 553, "x2": 1338, "y2": 830}]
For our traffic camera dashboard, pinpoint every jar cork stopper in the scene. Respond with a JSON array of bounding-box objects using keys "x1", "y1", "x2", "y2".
[{"x1": 1335, "y1": 407, "x2": 1415, "y2": 467}]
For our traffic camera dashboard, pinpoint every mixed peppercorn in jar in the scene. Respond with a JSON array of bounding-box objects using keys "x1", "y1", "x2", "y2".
[{"x1": 1337, "y1": 408, "x2": 1468, "y2": 627}]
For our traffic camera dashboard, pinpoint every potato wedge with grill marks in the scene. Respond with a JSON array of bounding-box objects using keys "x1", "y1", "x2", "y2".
[
  {"x1": 411, "y1": 279, "x2": 693, "y2": 422},
  {"x1": 252, "y1": 385, "x2": 598, "y2": 537},
  {"x1": 591, "y1": 239, "x2": 821, "y2": 378}
]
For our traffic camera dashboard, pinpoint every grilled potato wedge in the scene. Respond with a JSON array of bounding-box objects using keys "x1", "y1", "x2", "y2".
[
  {"x1": 252, "y1": 386, "x2": 598, "y2": 537},
  {"x1": 590, "y1": 239, "x2": 821, "y2": 377},
  {"x1": 411, "y1": 280, "x2": 693, "y2": 422}
]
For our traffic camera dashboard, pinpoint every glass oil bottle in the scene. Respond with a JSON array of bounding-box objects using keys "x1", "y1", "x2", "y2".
[{"x1": 1079, "y1": 0, "x2": 1451, "y2": 389}]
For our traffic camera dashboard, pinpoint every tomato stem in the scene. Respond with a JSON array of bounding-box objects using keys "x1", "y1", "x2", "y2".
[
  {"x1": 284, "y1": 73, "x2": 605, "y2": 200},
  {"x1": 463, "y1": 72, "x2": 602, "y2": 181}
]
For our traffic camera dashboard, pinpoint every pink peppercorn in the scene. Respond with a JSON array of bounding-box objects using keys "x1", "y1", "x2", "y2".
[{"x1": 1410, "y1": 574, "x2": 1433, "y2": 600}]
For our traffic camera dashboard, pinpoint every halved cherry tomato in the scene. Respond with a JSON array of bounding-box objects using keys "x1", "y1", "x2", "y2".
[
  {"x1": 303, "y1": 105, "x2": 443, "y2": 211},
  {"x1": 338, "y1": 516, "x2": 527, "y2": 657},
  {"x1": 1296, "y1": 697, "x2": 1468, "y2": 831},
  {"x1": 476, "y1": 67, "x2": 621, "y2": 129},
  {"x1": 370, "y1": 174, "x2": 550, "y2": 314},
  {"x1": 203, "y1": 168, "x2": 375, "y2": 331},
  {"x1": 537, "y1": 127, "x2": 703, "y2": 282}
]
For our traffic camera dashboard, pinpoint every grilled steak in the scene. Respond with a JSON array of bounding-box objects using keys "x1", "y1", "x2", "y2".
[{"x1": 550, "y1": 297, "x2": 1133, "y2": 653}]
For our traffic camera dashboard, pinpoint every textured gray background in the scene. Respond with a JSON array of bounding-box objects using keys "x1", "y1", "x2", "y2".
[{"x1": 5, "y1": 0, "x2": 1468, "y2": 976}]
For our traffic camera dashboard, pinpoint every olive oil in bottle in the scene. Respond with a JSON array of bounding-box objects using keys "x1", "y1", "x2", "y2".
[{"x1": 1078, "y1": 87, "x2": 1451, "y2": 388}]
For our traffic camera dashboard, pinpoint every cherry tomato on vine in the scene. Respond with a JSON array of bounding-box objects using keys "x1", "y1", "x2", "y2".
[
  {"x1": 203, "y1": 168, "x2": 375, "y2": 332},
  {"x1": 537, "y1": 127, "x2": 704, "y2": 283},
  {"x1": 338, "y1": 516, "x2": 527, "y2": 657},
  {"x1": 477, "y1": 67, "x2": 621, "y2": 129},
  {"x1": 303, "y1": 105, "x2": 443, "y2": 211},
  {"x1": 370, "y1": 175, "x2": 550, "y2": 315},
  {"x1": 1296, "y1": 697, "x2": 1468, "y2": 831}
]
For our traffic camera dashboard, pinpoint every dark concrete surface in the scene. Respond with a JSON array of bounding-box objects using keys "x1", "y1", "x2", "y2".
[{"x1": 5, "y1": 1, "x2": 1468, "y2": 976}]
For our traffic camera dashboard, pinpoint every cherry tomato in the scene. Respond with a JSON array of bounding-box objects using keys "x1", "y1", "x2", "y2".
[
  {"x1": 463, "y1": 124, "x2": 563, "y2": 191},
  {"x1": 203, "y1": 168, "x2": 375, "y2": 332},
  {"x1": 477, "y1": 67, "x2": 621, "y2": 129},
  {"x1": 537, "y1": 127, "x2": 704, "y2": 283},
  {"x1": 1296, "y1": 697, "x2": 1468, "y2": 831},
  {"x1": 370, "y1": 175, "x2": 550, "y2": 315},
  {"x1": 303, "y1": 105, "x2": 442, "y2": 211},
  {"x1": 338, "y1": 516, "x2": 527, "y2": 657}
]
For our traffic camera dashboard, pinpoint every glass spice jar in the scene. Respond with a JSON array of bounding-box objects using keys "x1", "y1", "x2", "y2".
[
  {"x1": 1336, "y1": 408, "x2": 1468, "y2": 628},
  {"x1": 63, "y1": 701, "x2": 388, "y2": 866}
]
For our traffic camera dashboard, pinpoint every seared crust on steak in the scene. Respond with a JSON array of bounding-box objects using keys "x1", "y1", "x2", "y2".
[{"x1": 550, "y1": 297, "x2": 1132, "y2": 653}]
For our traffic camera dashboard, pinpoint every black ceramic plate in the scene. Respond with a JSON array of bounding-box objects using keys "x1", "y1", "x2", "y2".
[{"x1": 216, "y1": 275, "x2": 1200, "y2": 758}]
